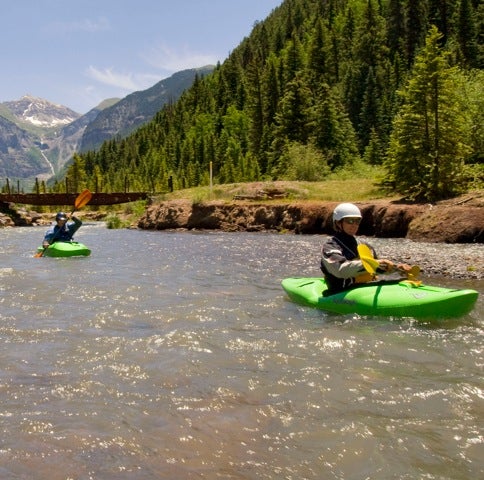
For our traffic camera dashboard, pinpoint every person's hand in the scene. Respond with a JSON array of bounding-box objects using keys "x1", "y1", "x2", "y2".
[
  {"x1": 397, "y1": 264, "x2": 420, "y2": 280},
  {"x1": 42, "y1": 241, "x2": 50, "y2": 248},
  {"x1": 378, "y1": 259, "x2": 395, "y2": 273}
]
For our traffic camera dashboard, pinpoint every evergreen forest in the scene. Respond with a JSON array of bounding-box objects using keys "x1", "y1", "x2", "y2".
[{"x1": 60, "y1": 0, "x2": 483, "y2": 202}]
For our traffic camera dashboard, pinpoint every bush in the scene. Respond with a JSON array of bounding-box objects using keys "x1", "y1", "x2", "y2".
[{"x1": 105, "y1": 215, "x2": 130, "y2": 229}]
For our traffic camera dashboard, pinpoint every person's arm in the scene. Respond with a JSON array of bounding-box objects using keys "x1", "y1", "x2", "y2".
[
  {"x1": 66, "y1": 216, "x2": 82, "y2": 239},
  {"x1": 375, "y1": 258, "x2": 412, "y2": 275},
  {"x1": 360, "y1": 242, "x2": 399, "y2": 274},
  {"x1": 42, "y1": 226, "x2": 56, "y2": 247},
  {"x1": 322, "y1": 244, "x2": 366, "y2": 279}
]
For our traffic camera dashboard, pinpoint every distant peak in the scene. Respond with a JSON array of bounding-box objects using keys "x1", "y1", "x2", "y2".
[
  {"x1": 20, "y1": 94, "x2": 65, "y2": 109},
  {"x1": 3, "y1": 95, "x2": 80, "y2": 128}
]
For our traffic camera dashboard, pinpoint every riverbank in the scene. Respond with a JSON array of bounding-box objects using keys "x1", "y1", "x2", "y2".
[
  {"x1": 138, "y1": 192, "x2": 484, "y2": 243},
  {"x1": 1, "y1": 189, "x2": 482, "y2": 279},
  {"x1": 3, "y1": 181, "x2": 482, "y2": 241},
  {"x1": 135, "y1": 191, "x2": 484, "y2": 280}
]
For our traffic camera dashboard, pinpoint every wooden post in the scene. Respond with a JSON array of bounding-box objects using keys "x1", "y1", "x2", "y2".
[
  {"x1": 209, "y1": 161, "x2": 213, "y2": 196},
  {"x1": 6, "y1": 178, "x2": 10, "y2": 194}
]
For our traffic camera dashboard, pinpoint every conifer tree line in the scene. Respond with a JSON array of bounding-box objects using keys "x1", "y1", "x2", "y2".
[{"x1": 60, "y1": 0, "x2": 483, "y2": 202}]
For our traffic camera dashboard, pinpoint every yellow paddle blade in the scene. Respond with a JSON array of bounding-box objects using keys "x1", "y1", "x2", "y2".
[
  {"x1": 357, "y1": 243, "x2": 373, "y2": 259},
  {"x1": 407, "y1": 265, "x2": 421, "y2": 280},
  {"x1": 74, "y1": 189, "x2": 92, "y2": 210},
  {"x1": 357, "y1": 244, "x2": 379, "y2": 274},
  {"x1": 360, "y1": 255, "x2": 380, "y2": 274}
]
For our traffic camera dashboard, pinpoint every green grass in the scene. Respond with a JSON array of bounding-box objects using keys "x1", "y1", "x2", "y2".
[{"x1": 154, "y1": 163, "x2": 396, "y2": 203}]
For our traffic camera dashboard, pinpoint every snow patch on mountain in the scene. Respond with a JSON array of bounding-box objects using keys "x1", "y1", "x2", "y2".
[
  {"x1": 24, "y1": 115, "x2": 76, "y2": 127},
  {"x1": 4, "y1": 95, "x2": 80, "y2": 128}
]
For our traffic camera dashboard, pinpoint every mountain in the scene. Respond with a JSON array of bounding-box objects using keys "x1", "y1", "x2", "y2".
[
  {"x1": 1, "y1": 95, "x2": 79, "y2": 129},
  {"x1": 0, "y1": 66, "x2": 214, "y2": 187},
  {"x1": 0, "y1": 114, "x2": 46, "y2": 179},
  {"x1": 0, "y1": 96, "x2": 108, "y2": 185},
  {"x1": 79, "y1": 65, "x2": 214, "y2": 152}
]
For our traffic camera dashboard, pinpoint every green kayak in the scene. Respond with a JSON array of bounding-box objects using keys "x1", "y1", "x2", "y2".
[
  {"x1": 281, "y1": 277, "x2": 478, "y2": 319},
  {"x1": 37, "y1": 241, "x2": 91, "y2": 258}
]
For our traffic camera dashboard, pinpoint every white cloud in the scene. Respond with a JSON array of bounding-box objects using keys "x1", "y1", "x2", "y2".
[
  {"x1": 142, "y1": 42, "x2": 219, "y2": 73},
  {"x1": 85, "y1": 66, "x2": 160, "y2": 91}
]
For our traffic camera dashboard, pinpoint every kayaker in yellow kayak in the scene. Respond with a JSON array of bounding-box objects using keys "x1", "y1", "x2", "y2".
[
  {"x1": 320, "y1": 203, "x2": 410, "y2": 294},
  {"x1": 42, "y1": 211, "x2": 83, "y2": 248}
]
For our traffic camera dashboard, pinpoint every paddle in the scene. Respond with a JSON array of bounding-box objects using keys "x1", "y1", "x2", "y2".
[
  {"x1": 35, "y1": 189, "x2": 92, "y2": 257},
  {"x1": 357, "y1": 244, "x2": 420, "y2": 280},
  {"x1": 357, "y1": 244, "x2": 379, "y2": 275}
]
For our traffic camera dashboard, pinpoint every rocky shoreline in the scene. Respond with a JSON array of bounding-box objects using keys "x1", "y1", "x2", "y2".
[
  {"x1": 138, "y1": 196, "x2": 483, "y2": 243},
  {"x1": 136, "y1": 196, "x2": 484, "y2": 280}
]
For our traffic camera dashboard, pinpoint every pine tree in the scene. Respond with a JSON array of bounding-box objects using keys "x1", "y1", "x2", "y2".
[
  {"x1": 405, "y1": 0, "x2": 428, "y2": 66},
  {"x1": 274, "y1": 73, "x2": 312, "y2": 145},
  {"x1": 310, "y1": 84, "x2": 360, "y2": 170},
  {"x1": 345, "y1": 0, "x2": 389, "y2": 149},
  {"x1": 385, "y1": 26, "x2": 472, "y2": 201},
  {"x1": 457, "y1": 0, "x2": 480, "y2": 68},
  {"x1": 387, "y1": 0, "x2": 406, "y2": 61}
]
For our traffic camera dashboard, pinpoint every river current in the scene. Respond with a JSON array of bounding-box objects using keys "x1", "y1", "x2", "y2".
[{"x1": 1, "y1": 223, "x2": 483, "y2": 479}]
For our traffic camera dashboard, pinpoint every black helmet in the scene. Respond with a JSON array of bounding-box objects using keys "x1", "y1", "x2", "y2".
[{"x1": 56, "y1": 212, "x2": 67, "y2": 221}]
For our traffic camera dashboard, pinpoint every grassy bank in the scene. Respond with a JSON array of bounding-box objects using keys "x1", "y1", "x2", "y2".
[
  {"x1": 107, "y1": 164, "x2": 395, "y2": 227},
  {"x1": 155, "y1": 163, "x2": 394, "y2": 204},
  {"x1": 157, "y1": 178, "x2": 393, "y2": 204}
]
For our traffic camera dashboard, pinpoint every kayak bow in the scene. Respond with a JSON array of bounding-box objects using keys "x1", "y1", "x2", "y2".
[{"x1": 281, "y1": 277, "x2": 478, "y2": 319}]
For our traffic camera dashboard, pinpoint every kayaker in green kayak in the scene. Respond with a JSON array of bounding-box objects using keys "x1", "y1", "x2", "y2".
[
  {"x1": 321, "y1": 203, "x2": 409, "y2": 295},
  {"x1": 42, "y1": 211, "x2": 83, "y2": 248}
]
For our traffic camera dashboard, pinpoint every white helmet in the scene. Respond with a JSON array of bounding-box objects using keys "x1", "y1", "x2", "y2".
[{"x1": 333, "y1": 203, "x2": 362, "y2": 222}]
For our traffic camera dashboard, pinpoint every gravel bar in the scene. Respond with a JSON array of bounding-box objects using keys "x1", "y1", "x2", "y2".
[{"x1": 364, "y1": 237, "x2": 483, "y2": 280}]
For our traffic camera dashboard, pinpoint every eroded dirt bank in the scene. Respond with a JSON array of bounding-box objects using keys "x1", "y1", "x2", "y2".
[{"x1": 138, "y1": 197, "x2": 484, "y2": 244}]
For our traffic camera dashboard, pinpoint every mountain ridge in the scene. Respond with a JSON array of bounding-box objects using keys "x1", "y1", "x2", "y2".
[
  {"x1": 0, "y1": 66, "x2": 214, "y2": 187},
  {"x1": 79, "y1": 65, "x2": 214, "y2": 153}
]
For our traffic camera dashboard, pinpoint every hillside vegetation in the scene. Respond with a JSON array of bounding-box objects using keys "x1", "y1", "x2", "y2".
[{"x1": 59, "y1": 0, "x2": 483, "y2": 202}]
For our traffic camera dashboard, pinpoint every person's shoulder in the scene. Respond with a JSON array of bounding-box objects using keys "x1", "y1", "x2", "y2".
[
  {"x1": 325, "y1": 235, "x2": 338, "y2": 244},
  {"x1": 322, "y1": 235, "x2": 339, "y2": 250}
]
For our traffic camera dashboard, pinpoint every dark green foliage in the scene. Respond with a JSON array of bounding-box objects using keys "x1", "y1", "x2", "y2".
[
  {"x1": 385, "y1": 27, "x2": 472, "y2": 201},
  {"x1": 457, "y1": 0, "x2": 481, "y2": 68},
  {"x1": 62, "y1": 0, "x2": 481, "y2": 200}
]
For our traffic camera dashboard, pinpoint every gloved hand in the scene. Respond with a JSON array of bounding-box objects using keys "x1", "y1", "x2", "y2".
[
  {"x1": 377, "y1": 259, "x2": 395, "y2": 273},
  {"x1": 397, "y1": 264, "x2": 421, "y2": 280},
  {"x1": 396, "y1": 263, "x2": 412, "y2": 273}
]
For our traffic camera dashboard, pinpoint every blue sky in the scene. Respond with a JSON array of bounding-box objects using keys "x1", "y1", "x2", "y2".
[{"x1": 2, "y1": 0, "x2": 282, "y2": 114}]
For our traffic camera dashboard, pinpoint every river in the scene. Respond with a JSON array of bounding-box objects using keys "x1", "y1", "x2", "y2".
[{"x1": 1, "y1": 223, "x2": 483, "y2": 479}]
